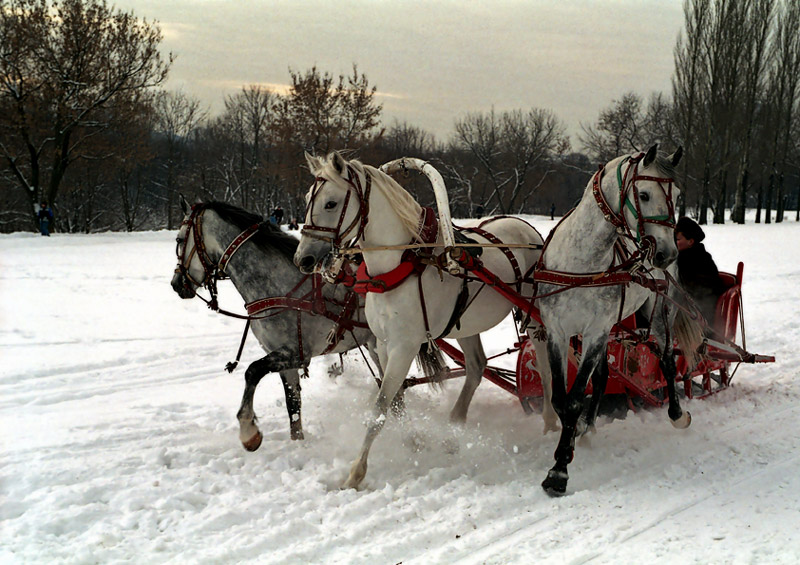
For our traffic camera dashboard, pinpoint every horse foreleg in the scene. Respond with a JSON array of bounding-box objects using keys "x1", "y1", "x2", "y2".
[
  {"x1": 543, "y1": 336, "x2": 606, "y2": 496},
  {"x1": 237, "y1": 348, "x2": 303, "y2": 450},
  {"x1": 449, "y1": 335, "x2": 486, "y2": 423},
  {"x1": 343, "y1": 341, "x2": 417, "y2": 490}
]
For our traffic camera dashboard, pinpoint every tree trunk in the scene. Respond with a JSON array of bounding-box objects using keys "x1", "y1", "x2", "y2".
[
  {"x1": 714, "y1": 169, "x2": 727, "y2": 223},
  {"x1": 699, "y1": 160, "x2": 711, "y2": 224},
  {"x1": 755, "y1": 182, "x2": 763, "y2": 223},
  {"x1": 765, "y1": 167, "x2": 774, "y2": 224},
  {"x1": 731, "y1": 165, "x2": 748, "y2": 224}
]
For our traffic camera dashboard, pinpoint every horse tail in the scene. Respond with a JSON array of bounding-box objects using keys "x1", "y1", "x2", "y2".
[
  {"x1": 673, "y1": 308, "x2": 704, "y2": 371},
  {"x1": 416, "y1": 341, "x2": 449, "y2": 389}
]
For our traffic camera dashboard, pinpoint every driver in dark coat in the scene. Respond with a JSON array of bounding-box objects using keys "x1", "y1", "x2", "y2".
[{"x1": 675, "y1": 217, "x2": 725, "y2": 326}]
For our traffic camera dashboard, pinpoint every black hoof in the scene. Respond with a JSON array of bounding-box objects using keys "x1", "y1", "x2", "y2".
[{"x1": 541, "y1": 469, "x2": 568, "y2": 497}]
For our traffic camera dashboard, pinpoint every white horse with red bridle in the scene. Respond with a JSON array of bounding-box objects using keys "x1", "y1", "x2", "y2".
[{"x1": 294, "y1": 152, "x2": 550, "y2": 489}]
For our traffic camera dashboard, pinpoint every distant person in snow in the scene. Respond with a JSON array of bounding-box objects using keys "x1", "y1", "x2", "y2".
[
  {"x1": 38, "y1": 202, "x2": 54, "y2": 236},
  {"x1": 271, "y1": 205, "x2": 284, "y2": 225},
  {"x1": 675, "y1": 217, "x2": 725, "y2": 325},
  {"x1": 288, "y1": 217, "x2": 299, "y2": 230}
]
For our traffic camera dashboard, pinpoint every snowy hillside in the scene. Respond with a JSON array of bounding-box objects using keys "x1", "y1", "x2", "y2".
[{"x1": 2, "y1": 216, "x2": 799, "y2": 564}]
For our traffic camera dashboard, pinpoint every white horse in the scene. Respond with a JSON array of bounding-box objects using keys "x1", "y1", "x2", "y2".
[
  {"x1": 536, "y1": 144, "x2": 692, "y2": 496},
  {"x1": 294, "y1": 152, "x2": 550, "y2": 489}
]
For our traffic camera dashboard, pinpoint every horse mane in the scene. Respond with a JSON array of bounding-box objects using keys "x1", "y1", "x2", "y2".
[
  {"x1": 311, "y1": 153, "x2": 424, "y2": 242},
  {"x1": 651, "y1": 154, "x2": 677, "y2": 179},
  {"x1": 203, "y1": 201, "x2": 299, "y2": 260}
]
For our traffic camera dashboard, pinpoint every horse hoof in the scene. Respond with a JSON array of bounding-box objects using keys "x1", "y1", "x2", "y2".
[
  {"x1": 290, "y1": 430, "x2": 305, "y2": 441},
  {"x1": 242, "y1": 430, "x2": 263, "y2": 452},
  {"x1": 671, "y1": 410, "x2": 691, "y2": 429},
  {"x1": 541, "y1": 469, "x2": 568, "y2": 497}
]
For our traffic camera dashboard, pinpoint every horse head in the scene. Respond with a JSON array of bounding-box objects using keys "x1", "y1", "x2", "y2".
[
  {"x1": 294, "y1": 151, "x2": 371, "y2": 274},
  {"x1": 599, "y1": 144, "x2": 683, "y2": 269},
  {"x1": 171, "y1": 195, "x2": 214, "y2": 299}
]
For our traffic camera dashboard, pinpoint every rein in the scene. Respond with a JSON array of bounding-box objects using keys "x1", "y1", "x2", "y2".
[
  {"x1": 175, "y1": 203, "x2": 369, "y2": 370},
  {"x1": 534, "y1": 153, "x2": 676, "y2": 294}
]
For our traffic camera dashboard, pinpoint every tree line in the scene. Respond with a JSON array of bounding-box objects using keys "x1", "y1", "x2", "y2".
[{"x1": 1, "y1": 0, "x2": 798, "y2": 234}]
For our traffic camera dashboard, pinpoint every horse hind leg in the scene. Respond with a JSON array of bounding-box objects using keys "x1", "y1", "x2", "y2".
[
  {"x1": 280, "y1": 369, "x2": 304, "y2": 440},
  {"x1": 662, "y1": 349, "x2": 691, "y2": 429},
  {"x1": 449, "y1": 335, "x2": 486, "y2": 423},
  {"x1": 577, "y1": 352, "x2": 610, "y2": 438},
  {"x1": 653, "y1": 308, "x2": 692, "y2": 429}
]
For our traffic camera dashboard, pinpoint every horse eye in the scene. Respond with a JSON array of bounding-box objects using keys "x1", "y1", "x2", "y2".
[
  {"x1": 324, "y1": 201, "x2": 337, "y2": 210},
  {"x1": 176, "y1": 237, "x2": 183, "y2": 244},
  {"x1": 640, "y1": 192, "x2": 650, "y2": 202}
]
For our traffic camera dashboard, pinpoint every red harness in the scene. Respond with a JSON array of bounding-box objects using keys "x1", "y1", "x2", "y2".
[
  {"x1": 338, "y1": 206, "x2": 439, "y2": 294},
  {"x1": 176, "y1": 204, "x2": 369, "y2": 370}
]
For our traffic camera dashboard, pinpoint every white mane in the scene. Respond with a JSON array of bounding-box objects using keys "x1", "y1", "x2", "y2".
[{"x1": 312, "y1": 154, "x2": 424, "y2": 242}]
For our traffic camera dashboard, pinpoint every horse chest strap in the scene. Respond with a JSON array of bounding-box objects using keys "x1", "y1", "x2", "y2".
[{"x1": 353, "y1": 252, "x2": 425, "y2": 294}]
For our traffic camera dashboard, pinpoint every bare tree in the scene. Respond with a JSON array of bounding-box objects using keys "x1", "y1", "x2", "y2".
[
  {"x1": 274, "y1": 64, "x2": 383, "y2": 155},
  {"x1": 454, "y1": 107, "x2": 568, "y2": 214},
  {"x1": 764, "y1": 0, "x2": 800, "y2": 223},
  {"x1": 210, "y1": 85, "x2": 277, "y2": 212},
  {"x1": 731, "y1": 0, "x2": 775, "y2": 223},
  {"x1": 152, "y1": 89, "x2": 207, "y2": 229},
  {"x1": 673, "y1": 0, "x2": 712, "y2": 216},
  {"x1": 0, "y1": 0, "x2": 171, "y2": 230},
  {"x1": 579, "y1": 92, "x2": 645, "y2": 163}
]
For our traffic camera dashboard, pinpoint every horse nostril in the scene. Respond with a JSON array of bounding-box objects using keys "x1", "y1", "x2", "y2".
[{"x1": 300, "y1": 256, "x2": 316, "y2": 273}]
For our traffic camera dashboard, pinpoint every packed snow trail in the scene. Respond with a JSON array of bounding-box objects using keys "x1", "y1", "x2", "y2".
[{"x1": 1, "y1": 217, "x2": 798, "y2": 564}]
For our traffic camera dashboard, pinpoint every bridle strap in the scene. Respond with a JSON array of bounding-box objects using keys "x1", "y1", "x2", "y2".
[{"x1": 301, "y1": 165, "x2": 372, "y2": 249}]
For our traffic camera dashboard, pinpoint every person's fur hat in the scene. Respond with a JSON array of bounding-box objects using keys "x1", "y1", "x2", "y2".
[{"x1": 676, "y1": 216, "x2": 705, "y2": 242}]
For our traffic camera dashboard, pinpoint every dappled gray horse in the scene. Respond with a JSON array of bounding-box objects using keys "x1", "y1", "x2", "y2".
[{"x1": 171, "y1": 198, "x2": 376, "y2": 448}]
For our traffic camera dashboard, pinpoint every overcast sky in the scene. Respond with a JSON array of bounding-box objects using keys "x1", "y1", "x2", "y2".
[{"x1": 115, "y1": 0, "x2": 685, "y2": 145}]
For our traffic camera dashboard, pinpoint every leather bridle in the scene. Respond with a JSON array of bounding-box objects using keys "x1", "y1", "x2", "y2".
[
  {"x1": 592, "y1": 152, "x2": 677, "y2": 253},
  {"x1": 174, "y1": 204, "x2": 260, "y2": 304},
  {"x1": 301, "y1": 164, "x2": 372, "y2": 250}
]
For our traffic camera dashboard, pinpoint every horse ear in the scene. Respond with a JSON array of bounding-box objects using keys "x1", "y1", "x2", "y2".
[
  {"x1": 305, "y1": 152, "x2": 321, "y2": 173},
  {"x1": 180, "y1": 193, "x2": 189, "y2": 214},
  {"x1": 643, "y1": 144, "x2": 659, "y2": 167},
  {"x1": 331, "y1": 151, "x2": 347, "y2": 176},
  {"x1": 669, "y1": 146, "x2": 683, "y2": 168}
]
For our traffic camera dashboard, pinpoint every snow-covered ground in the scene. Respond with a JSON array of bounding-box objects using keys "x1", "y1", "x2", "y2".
[{"x1": 2, "y1": 214, "x2": 799, "y2": 564}]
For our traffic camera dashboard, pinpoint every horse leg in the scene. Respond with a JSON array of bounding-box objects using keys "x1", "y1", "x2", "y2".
[
  {"x1": 577, "y1": 353, "x2": 609, "y2": 436},
  {"x1": 542, "y1": 335, "x2": 606, "y2": 496},
  {"x1": 662, "y1": 346, "x2": 691, "y2": 428},
  {"x1": 368, "y1": 337, "x2": 404, "y2": 418},
  {"x1": 449, "y1": 335, "x2": 486, "y2": 423},
  {"x1": 343, "y1": 340, "x2": 417, "y2": 489},
  {"x1": 652, "y1": 306, "x2": 692, "y2": 429},
  {"x1": 529, "y1": 324, "x2": 558, "y2": 434},
  {"x1": 236, "y1": 348, "x2": 303, "y2": 450},
  {"x1": 280, "y1": 369, "x2": 304, "y2": 440}
]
